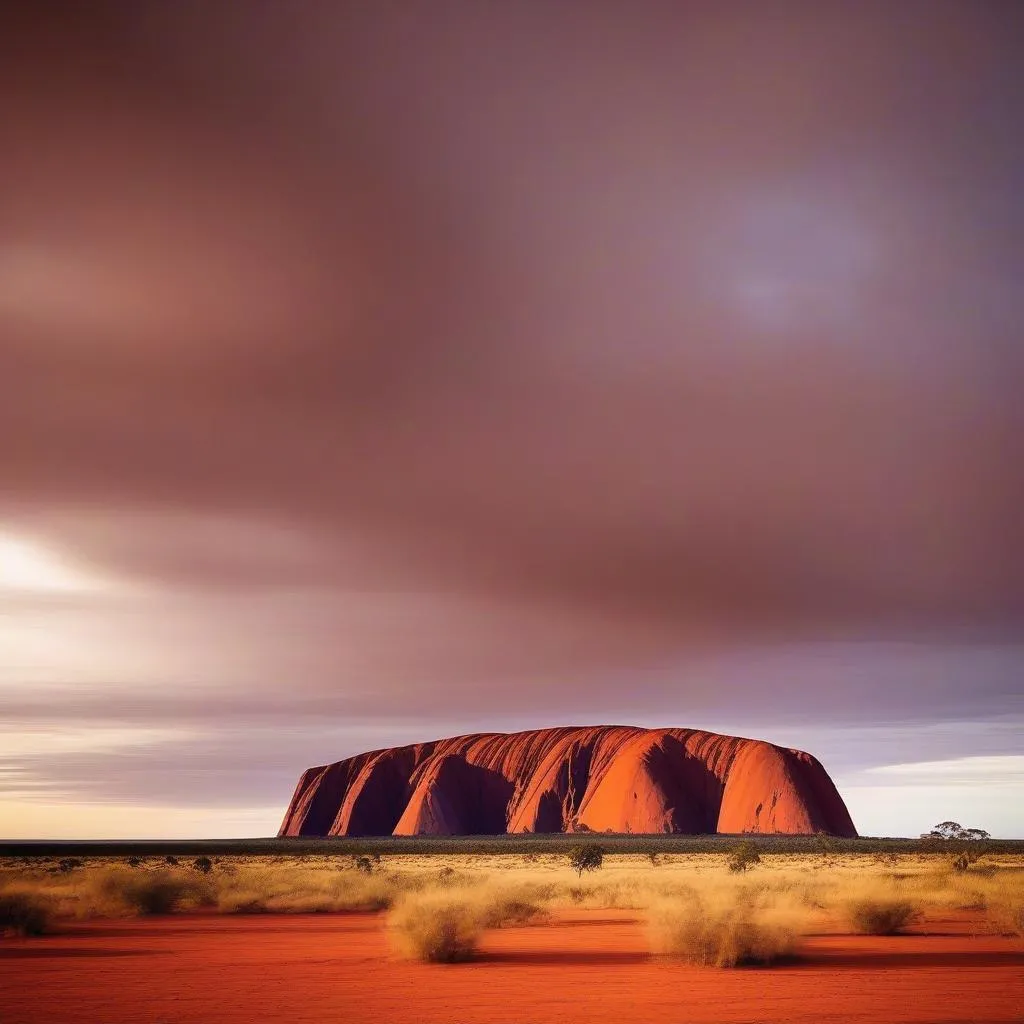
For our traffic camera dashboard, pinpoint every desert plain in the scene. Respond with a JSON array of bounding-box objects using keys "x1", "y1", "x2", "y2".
[{"x1": 2, "y1": 845, "x2": 1023, "y2": 1024}]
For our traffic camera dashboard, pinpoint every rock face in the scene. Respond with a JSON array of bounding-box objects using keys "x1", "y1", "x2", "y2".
[{"x1": 279, "y1": 725, "x2": 857, "y2": 837}]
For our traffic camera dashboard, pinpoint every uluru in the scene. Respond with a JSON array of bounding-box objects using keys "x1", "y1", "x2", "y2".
[{"x1": 280, "y1": 726, "x2": 857, "y2": 837}]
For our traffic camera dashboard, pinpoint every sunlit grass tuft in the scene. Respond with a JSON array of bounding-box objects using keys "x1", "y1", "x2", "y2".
[
  {"x1": 388, "y1": 891, "x2": 484, "y2": 962},
  {"x1": 94, "y1": 869, "x2": 196, "y2": 916},
  {"x1": 846, "y1": 898, "x2": 919, "y2": 935},
  {"x1": 648, "y1": 886, "x2": 803, "y2": 966}
]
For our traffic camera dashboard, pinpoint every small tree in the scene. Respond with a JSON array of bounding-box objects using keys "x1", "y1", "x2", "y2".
[
  {"x1": 568, "y1": 844, "x2": 604, "y2": 878},
  {"x1": 192, "y1": 856, "x2": 213, "y2": 874},
  {"x1": 924, "y1": 821, "x2": 962, "y2": 840},
  {"x1": 352, "y1": 855, "x2": 373, "y2": 875},
  {"x1": 922, "y1": 821, "x2": 991, "y2": 871},
  {"x1": 814, "y1": 831, "x2": 836, "y2": 857},
  {"x1": 727, "y1": 840, "x2": 761, "y2": 873}
]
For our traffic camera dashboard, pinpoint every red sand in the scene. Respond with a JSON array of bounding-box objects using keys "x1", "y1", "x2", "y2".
[{"x1": 3, "y1": 910, "x2": 1022, "y2": 1024}]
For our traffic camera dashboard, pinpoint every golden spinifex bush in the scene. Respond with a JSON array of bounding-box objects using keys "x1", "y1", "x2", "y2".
[
  {"x1": 387, "y1": 891, "x2": 487, "y2": 963},
  {"x1": 846, "y1": 898, "x2": 920, "y2": 935},
  {"x1": 646, "y1": 881, "x2": 806, "y2": 967}
]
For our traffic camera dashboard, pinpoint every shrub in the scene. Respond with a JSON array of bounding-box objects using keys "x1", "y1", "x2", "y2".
[
  {"x1": 352, "y1": 856, "x2": 373, "y2": 875},
  {"x1": 164, "y1": 856, "x2": 179, "y2": 866},
  {"x1": 847, "y1": 899, "x2": 918, "y2": 935},
  {"x1": 727, "y1": 841, "x2": 761, "y2": 874},
  {"x1": 389, "y1": 893, "x2": 483, "y2": 962},
  {"x1": 649, "y1": 895, "x2": 799, "y2": 967},
  {"x1": 192, "y1": 856, "x2": 213, "y2": 875},
  {"x1": 993, "y1": 901, "x2": 1024, "y2": 937},
  {"x1": 568, "y1": 844, "x2": 604, "y2": 878},
  {"x1": 100, "y1": 870, "x2": 191, "y2": 915},
  {"x1": 950, "y1": 843, "x2": 987, "y2": 872},
  {"x1": 0, "y1": 891, "x2": 52, "y2": 936},
  {"x1": 127, "y1": 856, "x2": 144, "y2": 868},
  {"x1": 58, "y1": 857, "x2": 83, "y2": 874},
  {"x1": 481, "y1": 895, "x2": 543, "y2": 928},
  {"x1": 219, "y1": 892, "x2": 268, "y2": 914}
]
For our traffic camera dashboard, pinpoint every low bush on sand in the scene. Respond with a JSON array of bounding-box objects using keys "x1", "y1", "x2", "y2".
[
  {"x1": 567, "y1": 844, "x2": 604, "y2": 878},
  {"x1": 727, "y1": 841, "x2": 761, "y2": 874},
  {"x1": 479, "y1": 892, "x2": 544, "y2": 928},
  {"x1": 96, "y1": 870, "x2": 193, "y2": 916},
  {"x1": 389, "y1": 892, "x2": 484, "y2": 962},
  {"x1": 648, "y1": 889, "x2": 801, "y2": 967},
  {"x1": 846, "y1": 898, "x2": 919, "y2": 935},
  {"x1": 0, "y1": 889, "x2": 52, "y2": 936}
]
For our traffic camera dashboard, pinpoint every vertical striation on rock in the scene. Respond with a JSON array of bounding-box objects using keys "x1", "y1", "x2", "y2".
[{"x1": 279, "y1": 725, "x2": 857, "y2": 837}]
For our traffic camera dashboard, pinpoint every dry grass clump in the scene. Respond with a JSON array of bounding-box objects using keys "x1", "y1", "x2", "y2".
[
  {"x1": 94, "y1": 869, "x2": 197, "y2": 916},
  {"x1": 479, "y1": 891, "x2": 545, "y2": 928},
  {"x1": 648, "y1": 888, "x2": 802, "y2": 967},
  {"x1": 214, "y1": 864, "x2": 398, "y2": 914},
  {"x1": 1010, "y1": 903, "x2": 1024, "y2": 936},
  {"x1": 846, "y1": 898, "x2": 919, "y2": 935},
  {"x1": 218, "y1": 891, "x2": 271, "y2": 914},
  {"x1": 387, "y1": 885, "x2": 545, "y2": 961},
  {"x1": 389, "y1": 891, "x2": 484, "y2": 962},
  {"x1": 986, "y1": 900, "x2": 1024, "y2": 937},
  {"x1": 0, "y1": 888, "x2": 53, "y2": 936}
]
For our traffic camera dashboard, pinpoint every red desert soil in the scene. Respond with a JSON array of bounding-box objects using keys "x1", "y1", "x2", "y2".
[{"x1": 2, "y1": 910, "x2": 1022, "y2": 1024}]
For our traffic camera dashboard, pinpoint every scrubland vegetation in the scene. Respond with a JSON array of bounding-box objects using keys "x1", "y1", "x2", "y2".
[
  {"x1": 388, "y1": 891, "x2": 487, "y2": 962},
  {"x1": 3, "y1": 846, "x2": 1023, "y2": 965},
  {"x1": 648, "y1": 886, "x2": 801, "y2": 966},
  {"x1": 0, "y1": 889, "x2": 52, "y2": 936},
  {"x1": 846, "y1": 897, "x2": 919, "y2": 935}
]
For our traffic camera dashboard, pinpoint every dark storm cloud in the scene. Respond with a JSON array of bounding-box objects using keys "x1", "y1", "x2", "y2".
[
  {"x1": 3, "y1": 2, "x2": 1024, "y2": 643},
  {"x1": 2, "y1": 2, "x2": 1024, "y2": 838}
]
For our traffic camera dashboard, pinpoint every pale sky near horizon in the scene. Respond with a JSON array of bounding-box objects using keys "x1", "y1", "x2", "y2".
[{"x1": 1, "y1": 2, "x2": 1022, "y2": 840}]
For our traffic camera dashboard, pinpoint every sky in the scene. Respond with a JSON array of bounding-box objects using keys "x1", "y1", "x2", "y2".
[{"x1": 1, "y1": 1, "x2": 1022, "y2": 839}]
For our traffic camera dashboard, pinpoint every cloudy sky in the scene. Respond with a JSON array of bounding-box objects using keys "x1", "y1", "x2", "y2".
[{"x1": 1, "y1": 1, "x2": 1022, "y2": 839}]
